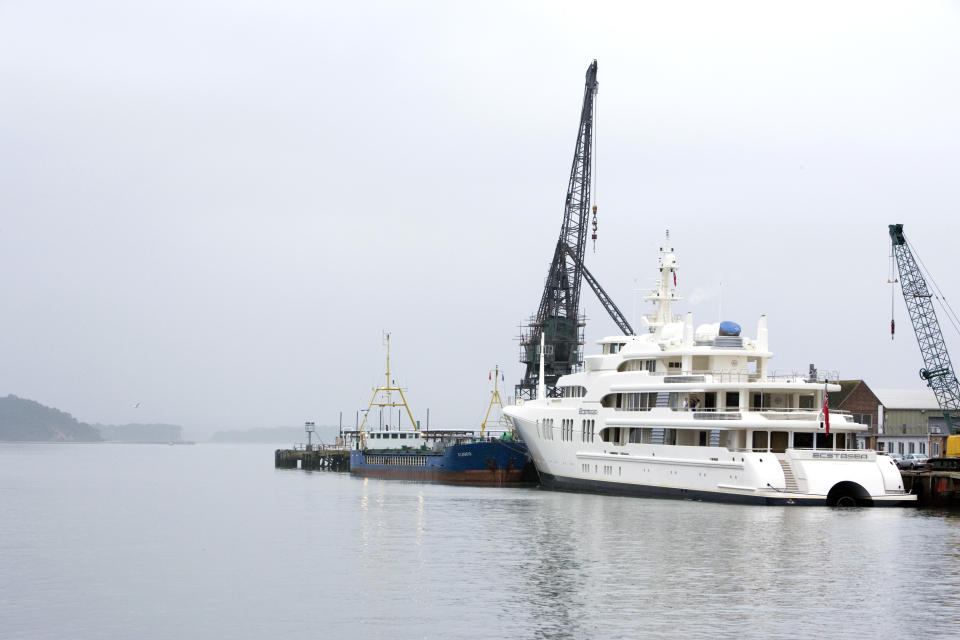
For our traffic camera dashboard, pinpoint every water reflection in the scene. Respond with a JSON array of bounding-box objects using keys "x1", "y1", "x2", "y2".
[{"x1": 4, "y1": 445, "x2": 960, "y2": 640}]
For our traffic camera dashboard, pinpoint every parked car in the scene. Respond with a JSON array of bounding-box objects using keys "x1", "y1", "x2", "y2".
[
  {"x1": 901, "y1": 453, "x2": 929, "y2": 470},
  {"x1": 887, "y1": 452, "x2": 905, "y2": 468}
]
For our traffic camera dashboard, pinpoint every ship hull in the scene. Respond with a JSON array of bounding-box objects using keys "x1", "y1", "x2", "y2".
[
  {"x1": 506, "y1": 410, "x2": 916, "y2": 507},
  {"x1": 537, "y1": 472, "x2": 915, "y2": 507},
  {"x1": 350, "y1": 440, "x2": 536, "y2": 486}
]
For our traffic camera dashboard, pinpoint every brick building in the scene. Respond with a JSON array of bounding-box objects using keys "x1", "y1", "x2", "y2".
[{"x1": 830, "y1": 380, "x2": 882, "y2": 449}]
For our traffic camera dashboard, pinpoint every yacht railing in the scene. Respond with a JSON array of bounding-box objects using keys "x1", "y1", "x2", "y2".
[
  {"x1": 609, "y1": 406, "x2": 850, "y2": 416},
  {"x1": 730, "y1": 447, "x2": 863, "y2": 453},
  {"x1": 759, "y1": 410, "x2": 820, "y2": 420},
  {"x1": 619, "y1": 368, "x2": 826, "y2": 384},
  {"x1": 692, "y1": 411, "x2": 742, "y2": 420}
]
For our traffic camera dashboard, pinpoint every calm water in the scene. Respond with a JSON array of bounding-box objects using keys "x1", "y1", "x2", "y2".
[{"x1": 2, "y1": 443, "x2": 958, "y2": 639}]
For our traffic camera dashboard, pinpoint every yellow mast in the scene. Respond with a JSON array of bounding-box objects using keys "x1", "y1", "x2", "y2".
[
  {"x1": 480, "y1": 365, "x2": 506, "y2": 438},
  {"x1": 358, "y1": 331, "x2": 418, "y2": 447}
]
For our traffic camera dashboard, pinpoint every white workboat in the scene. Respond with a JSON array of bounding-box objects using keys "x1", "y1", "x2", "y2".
[{"x1": 504, "y1": 232, "x2": 915, "y2": 506}]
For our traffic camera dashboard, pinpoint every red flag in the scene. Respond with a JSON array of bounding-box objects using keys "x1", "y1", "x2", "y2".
[
  {"x1": 823, "y1": 384, "x2": 830, "y2": 436},
  {"x1": 489, "y1": 373, "x2": 491, "y2": 381},
  {"x1": 673, "y1": 272, "x2": 677, "y2": 287}
]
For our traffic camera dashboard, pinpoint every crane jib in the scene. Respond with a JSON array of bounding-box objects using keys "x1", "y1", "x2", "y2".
[
  {"x1": 516, "y1": 60, "x2": 632, "y2": 400},
  {"x1": 889, "y1": 223, "x2": 960, "y2": 434}
]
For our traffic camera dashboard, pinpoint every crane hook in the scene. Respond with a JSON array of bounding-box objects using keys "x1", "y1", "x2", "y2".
[{"x1": 591, "y1": 204, "x2": 598, "y2": 252}]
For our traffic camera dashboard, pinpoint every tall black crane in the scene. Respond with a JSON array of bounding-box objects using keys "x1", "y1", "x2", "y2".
[
  {"x1": 889, "y1": 223, "x2": 960, "y2": 433},
  {"x1": 517, "y1": 60, "x2": 633, "y2": 400}
]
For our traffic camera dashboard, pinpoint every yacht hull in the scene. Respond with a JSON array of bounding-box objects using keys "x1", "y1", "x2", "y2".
[
  {"x1": 505, "y1": 410, "x2": 916, "y2": 507},
  {"x1": 537, "y1": 471, "x2": 914, "y2": 507}
]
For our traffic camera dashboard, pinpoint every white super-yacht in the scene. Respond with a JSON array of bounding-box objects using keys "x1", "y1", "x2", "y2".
[{"x1": 504, "y1": 232, "x2": 915, "y2": 507}]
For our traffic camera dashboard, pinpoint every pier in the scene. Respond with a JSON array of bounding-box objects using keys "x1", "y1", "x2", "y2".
[
  {"x1": 274, "y1": 445, "x2": 351, "y2": 471},
  {"x1": 901, "y1": 458, "x2": 960, "y2": 507}
]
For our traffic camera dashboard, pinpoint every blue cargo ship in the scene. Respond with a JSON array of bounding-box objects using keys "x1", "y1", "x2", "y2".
[
  {"x1": 347, "y1": 429, "x2": 535, "y2": 485},
  {"x1": 347, "y1": 334, "x2": 533, "y2": 484}
]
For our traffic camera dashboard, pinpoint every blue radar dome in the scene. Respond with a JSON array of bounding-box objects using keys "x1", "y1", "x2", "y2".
[{"x1": 719, "y1": 321, "x2": 741, "y2": 337}]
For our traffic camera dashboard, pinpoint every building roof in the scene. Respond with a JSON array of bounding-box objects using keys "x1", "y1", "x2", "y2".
[
  {"x1": 873, "y1": 388, "x2": 941, "y2": 410},
  {"x1": 831, "y1": 380, "x2": 864, "y2": 408}
]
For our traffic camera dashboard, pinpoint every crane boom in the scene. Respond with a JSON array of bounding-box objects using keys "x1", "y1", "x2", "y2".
[
  {"x1": 517, "y1": 60, "x2": 633, "y2": 400},
  {"x1": 576, "y1": 250, "x2": 634, "y2": 336},
  {"x1": 889, "y1": 223, "x2": 960, "y2": 433}
]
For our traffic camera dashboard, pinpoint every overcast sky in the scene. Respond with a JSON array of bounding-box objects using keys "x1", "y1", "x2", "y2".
[{"x1": 1, "y1": 1, "x2": 958, "y2": 439}]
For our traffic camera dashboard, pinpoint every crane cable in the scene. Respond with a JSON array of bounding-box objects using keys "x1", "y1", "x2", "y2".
[
  {"x1": 591, "y1": 90, "x2": 598, "y2": 253},
  {"x1": 889, "y1": 243, "x2": 897, "y2": 340},
  {"x1": 908, "y1": 237, "x2": 960, "y2": 339}
]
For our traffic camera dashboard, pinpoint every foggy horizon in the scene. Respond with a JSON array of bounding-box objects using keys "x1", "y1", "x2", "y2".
[{"x1": 2, "y1": 1, "x2": 959, "y2": 440}]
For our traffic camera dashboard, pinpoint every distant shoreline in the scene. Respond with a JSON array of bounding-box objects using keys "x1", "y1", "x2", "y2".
[{"x1": 0, "y1": 440, "x2": 196, "y2": 445}]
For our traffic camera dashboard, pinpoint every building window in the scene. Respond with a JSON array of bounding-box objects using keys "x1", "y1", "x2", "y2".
[
  {"x1": 909, "y1": 442, "x2": 915, "y2": 454},
  {"x1": 920, "y1": 442, "x2": 926, "y2": 455}
]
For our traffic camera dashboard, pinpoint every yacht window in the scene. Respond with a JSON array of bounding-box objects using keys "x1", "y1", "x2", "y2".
[
  {"x1": 619, "y1": 359, "x2": 657, "y2": 373},
  {"x1": 668, "y1": 361, "x2": 681, "y2": 369},
  {"x1": 816, "y1": 433, "x2": 832, "y2": 449},
  {"x1": 620, "y1": 393, "x2": 657, "y2": 411},
  {"x1": 400, "y1": 434, "x2": 407, "y2": 439},
  {"x1": 704, "y1": 392, "x2": 716, "y2": 410},
  {"x1": 391, "y1": 434, "x2": 399, "y2": 439},
  {"x1": 770, "y1": 431, "x2": 789, "y2": 453},
  {"x1": 752, "y1": 431, "x2": 769, "y2": 451},
  {"x1": 725, "y1": 392, "x2": 740, "y2": 410}
]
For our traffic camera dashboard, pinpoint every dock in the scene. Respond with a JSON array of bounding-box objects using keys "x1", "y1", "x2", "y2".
[
  {"x1": 901, "y1": 458, "x2": 960, "y2": 507},
  {"x1": 275, "y1": 445, "x2": 351, "y2": 472}
]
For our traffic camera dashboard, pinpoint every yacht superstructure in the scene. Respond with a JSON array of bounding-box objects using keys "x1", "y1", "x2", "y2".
[{"x1": 504, "y1": 232, "x2": 915, "y2": 506}]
